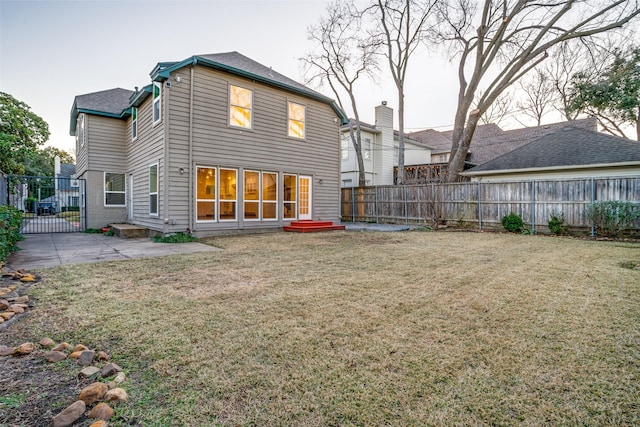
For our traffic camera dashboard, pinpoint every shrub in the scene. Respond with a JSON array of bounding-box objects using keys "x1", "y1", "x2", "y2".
[
  {"x1": 153, "y1": 232, "x2": 197, "y2": 243},
  {"x1": 0, "y1": 206, "x2": 23, "y2": 263},
  {"x1": 501, "y1": 212, "x2": 524, "y2": 233},
  {"x1": 586, "y1": 201, "x2": 640, "y2": 237},
  {"x1": 548, "y1": 212, "x2": 569, "y2": 235}
]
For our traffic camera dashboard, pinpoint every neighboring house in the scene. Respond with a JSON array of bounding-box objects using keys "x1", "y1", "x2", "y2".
[
  {"x1": 340, "y1": 102, "x2": 431, "y2": 187},
  {"x1": 70, "y1": 52, "x2": 347, "y2": 235},
  {"x1": 461, "y1": 126, "x2": 640, "y2": 181},
  {"x1": 53, "y1": 157, "x2": 80, "y2": 210},
  {"x1": 406, "y1": 118, "x2": 599, "y2": 182}
]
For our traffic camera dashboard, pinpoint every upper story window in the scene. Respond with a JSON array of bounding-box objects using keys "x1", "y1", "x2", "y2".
[
  {"x1": 364, "y1": 138, "x2": 371, "y2": 160},
  {"x1": 288, "y1": 102, "x2": 305, "y2": 139},
  {"x1": 229, "y1": 85, "x2": 252, "y2": 129},
  {"x1": 152, "y1": 82, "x2": 161, "y2": 125},
  {"x1": 77, "y1": 114, "x2": 85, "y2": 148},
  {"x1": 341, "y1": 137, "x2": 349, "y2": 160},
  {"x1": 132, "y1": 107, "x2": 138, "y2": 140}
]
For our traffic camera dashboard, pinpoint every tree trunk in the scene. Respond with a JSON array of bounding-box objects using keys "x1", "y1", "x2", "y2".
[
  {"x1": 348, "y1": 124, "x2": 367, "y2": 186},
  {"x1": 447, "y1": 112, "x2": 481, "y2": 182},
  {"x1": 396, "y1": 93, "x2": 405, "y2": 185}
]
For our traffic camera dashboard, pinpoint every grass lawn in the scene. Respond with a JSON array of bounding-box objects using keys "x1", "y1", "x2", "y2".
[{"x1": 11, "y1": 231, "x2": 640, "y2": 425}]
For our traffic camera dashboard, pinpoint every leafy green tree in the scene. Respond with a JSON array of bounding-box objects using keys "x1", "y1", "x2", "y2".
[
  {"x1": 0, "y1": 92, "x2": 50, "y2": 174},
  {"x1": 24, "y1": 146, "x2": 75, "y2": 177},
  {"x1": 568, "y1": 48, "x2": 640, "y2": 140}
]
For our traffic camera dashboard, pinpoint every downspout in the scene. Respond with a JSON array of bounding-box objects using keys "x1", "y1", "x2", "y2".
[
  {"x1": 188, "y1": 65, "x2": 195, "y2": 234},
  {"x1": 163, "y1": 80, "x2": 171, "y2": 234}
]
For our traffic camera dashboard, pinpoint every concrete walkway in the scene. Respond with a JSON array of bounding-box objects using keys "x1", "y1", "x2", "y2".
[{"x1": 7, "y1": 233, "x2": 221, "y2": 270}]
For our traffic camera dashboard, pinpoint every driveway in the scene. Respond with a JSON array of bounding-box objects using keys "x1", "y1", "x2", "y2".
[
  {"x1": 21, "y1": 216, "x2": 82, "y2": 233},
  {"x1": 7, "y1": 233, "x2": 221, "y2": 270}
]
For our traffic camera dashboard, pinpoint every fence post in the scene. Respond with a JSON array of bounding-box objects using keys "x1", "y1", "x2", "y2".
[
  {"x1": 477, "y1": 180, "x2": 482, "y2": 230},
  {"x1": 375, "y1": 187, "x2": 379, "y2": 224},
  {"x1": 531, "y1": 179, "x2": 536, "y2": 234},
  {"x1": 351, "y1": 187, "x2": 355, "y2": 223},
  {"x1": 403, "y1": 185, "x2": 408, "y2": 225},
  {"x1": 590, "y1": 177, "x2": 595, "y2": 237}
]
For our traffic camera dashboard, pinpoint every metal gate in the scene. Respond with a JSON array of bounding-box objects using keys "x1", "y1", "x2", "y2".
[{"x1": 6, "y1": 175, "x2": 86, "y2": 233}]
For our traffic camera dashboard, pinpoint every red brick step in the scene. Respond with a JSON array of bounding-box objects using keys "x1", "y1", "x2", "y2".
[{"x1": 283, "y1": 220, "x2": 346, "y2": 233}]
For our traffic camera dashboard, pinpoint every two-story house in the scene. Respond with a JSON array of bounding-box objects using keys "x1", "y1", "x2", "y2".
[
  {"x1": 340, "y1": 102, "x2": 432, "y2": 187},
  {"x1": 70, "y1": 52, "x2": 347, "y2": 236}
]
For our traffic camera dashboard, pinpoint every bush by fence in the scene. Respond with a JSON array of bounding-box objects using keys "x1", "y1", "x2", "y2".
[
  {"x1": 0, "y1": 205, "x2": 23, "y2": 263},
  {"x1": 341, "y1": 176, "x2": 640, "y2": 236}
]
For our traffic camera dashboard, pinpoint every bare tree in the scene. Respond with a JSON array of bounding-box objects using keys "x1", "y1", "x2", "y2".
[
  {"x1": 515, "y1": 69, "x2": 556, "y2": 126},
  {"x1": 302, "y1": 1, "x2": 379, "y2": 187},
  {"x1": 477, "y1": 90, "x2": 513, "y2": 126},
  {"x1": 367, "y1": 0, "x2": 438, "y2": 184},
  {"x1": 435, "y1": 0, "x2": 640, "y2": 182}
]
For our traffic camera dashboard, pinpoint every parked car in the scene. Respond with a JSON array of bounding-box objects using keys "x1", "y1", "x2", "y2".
[{"x1": 37, "y1": 202, "x2": 56, "y2": 216}]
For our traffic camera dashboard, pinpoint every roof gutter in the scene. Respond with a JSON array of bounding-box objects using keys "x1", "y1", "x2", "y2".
[{"x1": 461, "y1": 161, "x2": 640, "y2": 176}]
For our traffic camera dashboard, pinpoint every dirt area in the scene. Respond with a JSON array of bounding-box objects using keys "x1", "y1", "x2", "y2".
[{"x1": 0, "y1": 274, "x2": 87, "y2": 427}]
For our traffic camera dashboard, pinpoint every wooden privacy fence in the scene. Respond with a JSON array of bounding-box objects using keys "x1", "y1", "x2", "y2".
[{"x1": 341, "y1": 176, "x2": 640, "y2": 233}]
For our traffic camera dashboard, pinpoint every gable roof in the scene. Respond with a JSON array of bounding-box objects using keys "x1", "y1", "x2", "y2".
[
  {"x1": 463, "y1": 126, "x2": 640, "y2": 176},
  {"x1": 70, "y1": 52, "x2": 348, "y2": 135},
  {"x1": 58, "y1": 164, "x2": 76, "y2": 177},
  {"x1": 150, "y1": 51, "x2": 348, "y2": 124},
  {"x1": 70, "y1": 88, "x2": 134, "y2": 135}
]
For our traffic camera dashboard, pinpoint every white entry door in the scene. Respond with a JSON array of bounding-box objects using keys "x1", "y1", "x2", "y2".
[{"x1": 298, "y1": 176, "x2": 312, "y2": 220}]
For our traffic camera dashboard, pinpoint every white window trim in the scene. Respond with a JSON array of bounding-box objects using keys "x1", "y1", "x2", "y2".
[
  {"x1": 262, "y1": 171, "x2": 278, "y2": 221},
  {"x1": 243, "y1": 170, "x2": 261, "y2": 221},
  {"x1": 78, "y1": 114, "x2": 85, "y2": 148},
  {"x1": 196, "y1": 166, "x2": 217, "y2": 223},
  {"x1": 287, "y1": 101, "x2": 306, "y2": 139},
  {"x1": 149, "y1": 163, "x2": 158, "y2": 216},
  {"x1": 104, "y1": 172, "x2": 126, "y2": 207},
  {"x1": 219, "y1": 168, "x2": 238, "y2": 222},
  {"x1": 152, "y1": 82, "x2": 161, "y2": 126},
  {"x1": 364, "y1": 138, "x2": 371, "y2": 161},
  {"x1": 283, "y1": 173, "x2": 298, "y2": 220},
  {"x1": 229, "y1": 84, "x2": 253, "y2": 130},
  {"x1": 132, "y1": 106, "x2": 138, "y2": 141},
  {"x1": 341, "y1": 137, "x2": 349, "y2": 160}
]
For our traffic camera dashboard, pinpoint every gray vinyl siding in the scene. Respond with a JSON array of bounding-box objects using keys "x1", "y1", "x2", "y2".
[
  {"x1": 126, "y1": 88, "x2": 165, "y2": 232},
  {"x1": 82, "y1": 170, "x2": 127, "y2": 229},
  {"x1": 86, "y1": 115, "x2": 127, "y2": 172},
  {"x1": 79, "y1": 115, "x2": 127, "y2": 228},
  {"x1": 163, "y1": 65, "x2": 341, "y2": 235}
]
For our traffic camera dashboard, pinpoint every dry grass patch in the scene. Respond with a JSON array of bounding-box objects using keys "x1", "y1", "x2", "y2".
[{"x1": 7, "y1": 231, "x2": 640, "y2": 426}]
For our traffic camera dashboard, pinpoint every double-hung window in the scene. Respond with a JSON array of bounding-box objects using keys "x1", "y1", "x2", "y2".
[
  {"x1": 262, "y1": 172, "x2": 277, "y2": 220},
  {"x1": 229, "y1": 85, "x2": 252, "y2": 129},
  {"x1": 364, "y1": 138, "x2": 371, "y2": 160},
  {"x1": 283, "y1": 174, "x2": 297, "y2": 219},
  {"x1": 341, "y1": 137, "x2": 349, "y2": 160},
  {"x1": 243, "y1": 171, "x2": 278, "y2": 221},
  {"x1": 152, "y1": 82, "x2": 161, "y2": 125},
  {"x1": 288, "y1": 102, "x2": 305, "y2": 139},
  {"x1": 132, "y1": 107, "x2": 138, "y2": 140},
  {"x1": 149, "y1": 164, "x2": 158, "y2": 215},
  {"x1": 219, "y1": 168, "x2": 237, "y2": 221},
  {"x1": 104, "y1": 173, "x2": 125, "y2": 206},
  {"x1": 196, "y1": 167, "x2": 216, "y2": 221}
]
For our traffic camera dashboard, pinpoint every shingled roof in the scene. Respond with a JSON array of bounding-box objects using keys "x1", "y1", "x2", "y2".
[
  {"x1": 70, "y1": 88, "x2": 134, "y2": 135},
  {"x1": 463, "y1": 126, "x2": 640, "y2": 175}
]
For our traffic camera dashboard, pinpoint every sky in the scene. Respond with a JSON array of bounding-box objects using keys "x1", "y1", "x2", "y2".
[{"x1": 0, "y1": 0, "x2": 461, "y2": 156}]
